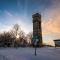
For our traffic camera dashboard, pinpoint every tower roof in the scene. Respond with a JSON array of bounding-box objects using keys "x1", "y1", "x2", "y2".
[{"x1": 32, "y1": 13, "x2": 41, "y2": 18}]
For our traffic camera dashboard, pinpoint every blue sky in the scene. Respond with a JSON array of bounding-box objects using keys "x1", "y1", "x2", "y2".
[
  {"x1": 0, "y1": 0, "x2": 53, "y2": 32},
  {"x1": 0, "y1": 0, "x2": 60, "y2": 45}
]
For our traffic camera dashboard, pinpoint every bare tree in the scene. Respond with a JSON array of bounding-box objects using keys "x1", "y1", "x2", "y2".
[
  {"x1": 11, "y1": 24, "x2": 27, "y2": 47},
  {"x1": 0, "y1": 32, "x2": 15, "y2": 47},
  {"x1": 13, "y1": 24, "x2": 20, "y2": 37},
  {"x1": 26, "y1": 32, "x2": 33, "y2": 46},
  {"x1": 18, "y1": 31, "x2": 27, "y2": 47},
  {"x1": 0, "y1": 24, "x2": 28, "y2": 47}
]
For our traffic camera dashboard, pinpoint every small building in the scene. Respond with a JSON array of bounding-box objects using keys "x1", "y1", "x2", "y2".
[{"x1": 54, "y1": 39, "x2": 60, "y2": 47}]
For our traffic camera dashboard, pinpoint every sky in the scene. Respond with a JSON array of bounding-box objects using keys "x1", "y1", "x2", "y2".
[{"x1": 0, "y1": 0, "x2": 60, "y2": 46}]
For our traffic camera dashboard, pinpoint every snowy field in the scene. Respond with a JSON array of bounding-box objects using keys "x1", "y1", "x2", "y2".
[{"x1": 0, "y1": 47, "x2": 60, "y2": 60}]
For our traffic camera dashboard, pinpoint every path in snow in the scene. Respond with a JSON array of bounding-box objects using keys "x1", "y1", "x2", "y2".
[{"x1": 0, "y1": 47, "x2": 60, "y2": 60}]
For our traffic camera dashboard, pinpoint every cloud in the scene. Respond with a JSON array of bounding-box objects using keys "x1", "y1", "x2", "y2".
[
  {"x1": 42, "y1": 0, "x2": 60, "y2": 45},
  {"x1": 42, "y1": 0, "x2": 60, "y2": 35},
  {"x1": 14, "y1": 17, "x2": 32, "y2": 34},
  {"x1": 4, "y1": 10, "x2": 13, "y2": 17},
  {"x1": 0, "y1": 11, "x2": 32, "y2": 34},
  {"x1": 0, "y1": 22, "x2": 12, "y2": 32}
]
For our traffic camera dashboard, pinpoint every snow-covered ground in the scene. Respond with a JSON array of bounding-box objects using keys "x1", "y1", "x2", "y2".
[{"x1": 0, "y1": 47, "x2": 60, "y2": 60}]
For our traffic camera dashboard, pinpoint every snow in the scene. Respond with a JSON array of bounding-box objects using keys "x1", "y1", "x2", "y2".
[{"x1": 0, "y1": 47, "x2": 60, "y2": 60}]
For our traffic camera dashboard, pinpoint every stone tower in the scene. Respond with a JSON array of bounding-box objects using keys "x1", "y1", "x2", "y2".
[{"x1": 32, "y1": 13, "x2": 42, "y2": 47}]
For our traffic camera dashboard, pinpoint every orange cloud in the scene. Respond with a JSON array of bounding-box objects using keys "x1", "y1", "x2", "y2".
[
  {"x1": 42, "y1": 7, "x2": 60, "y2": 35},
  {"x1": 42, "y1": 6, "x2": 60, "y2": 46}
]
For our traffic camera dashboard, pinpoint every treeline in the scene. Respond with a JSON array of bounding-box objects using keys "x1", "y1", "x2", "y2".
[{"x1": 0, "y1": 24, "x2": 33, "y2": 47}]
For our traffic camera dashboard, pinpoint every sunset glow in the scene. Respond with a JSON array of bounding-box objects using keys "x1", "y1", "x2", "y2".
[{"x1": 16, "y1": 35, "x2": 19, "y2": 39}]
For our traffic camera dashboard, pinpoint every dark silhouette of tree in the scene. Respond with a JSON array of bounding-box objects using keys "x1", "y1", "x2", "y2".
[
  {"x1": 10, "y1": 24, "x2": 20, "y2": 47},
  {"x1": 18, "y1": 31, "x2": 27, "y2": 47},
  {"x1": 0, "y1": 24, "x2": 28, "y2": 47},
  {"x1": 0, "y1": 32, "x2": 15, "y2": 47},
  {"x1": 0, "y1": 33, "x2": 4, "y2": 47},
  {"x1": 11, "y1": 24, "x2": 27, "y2": 47}
]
